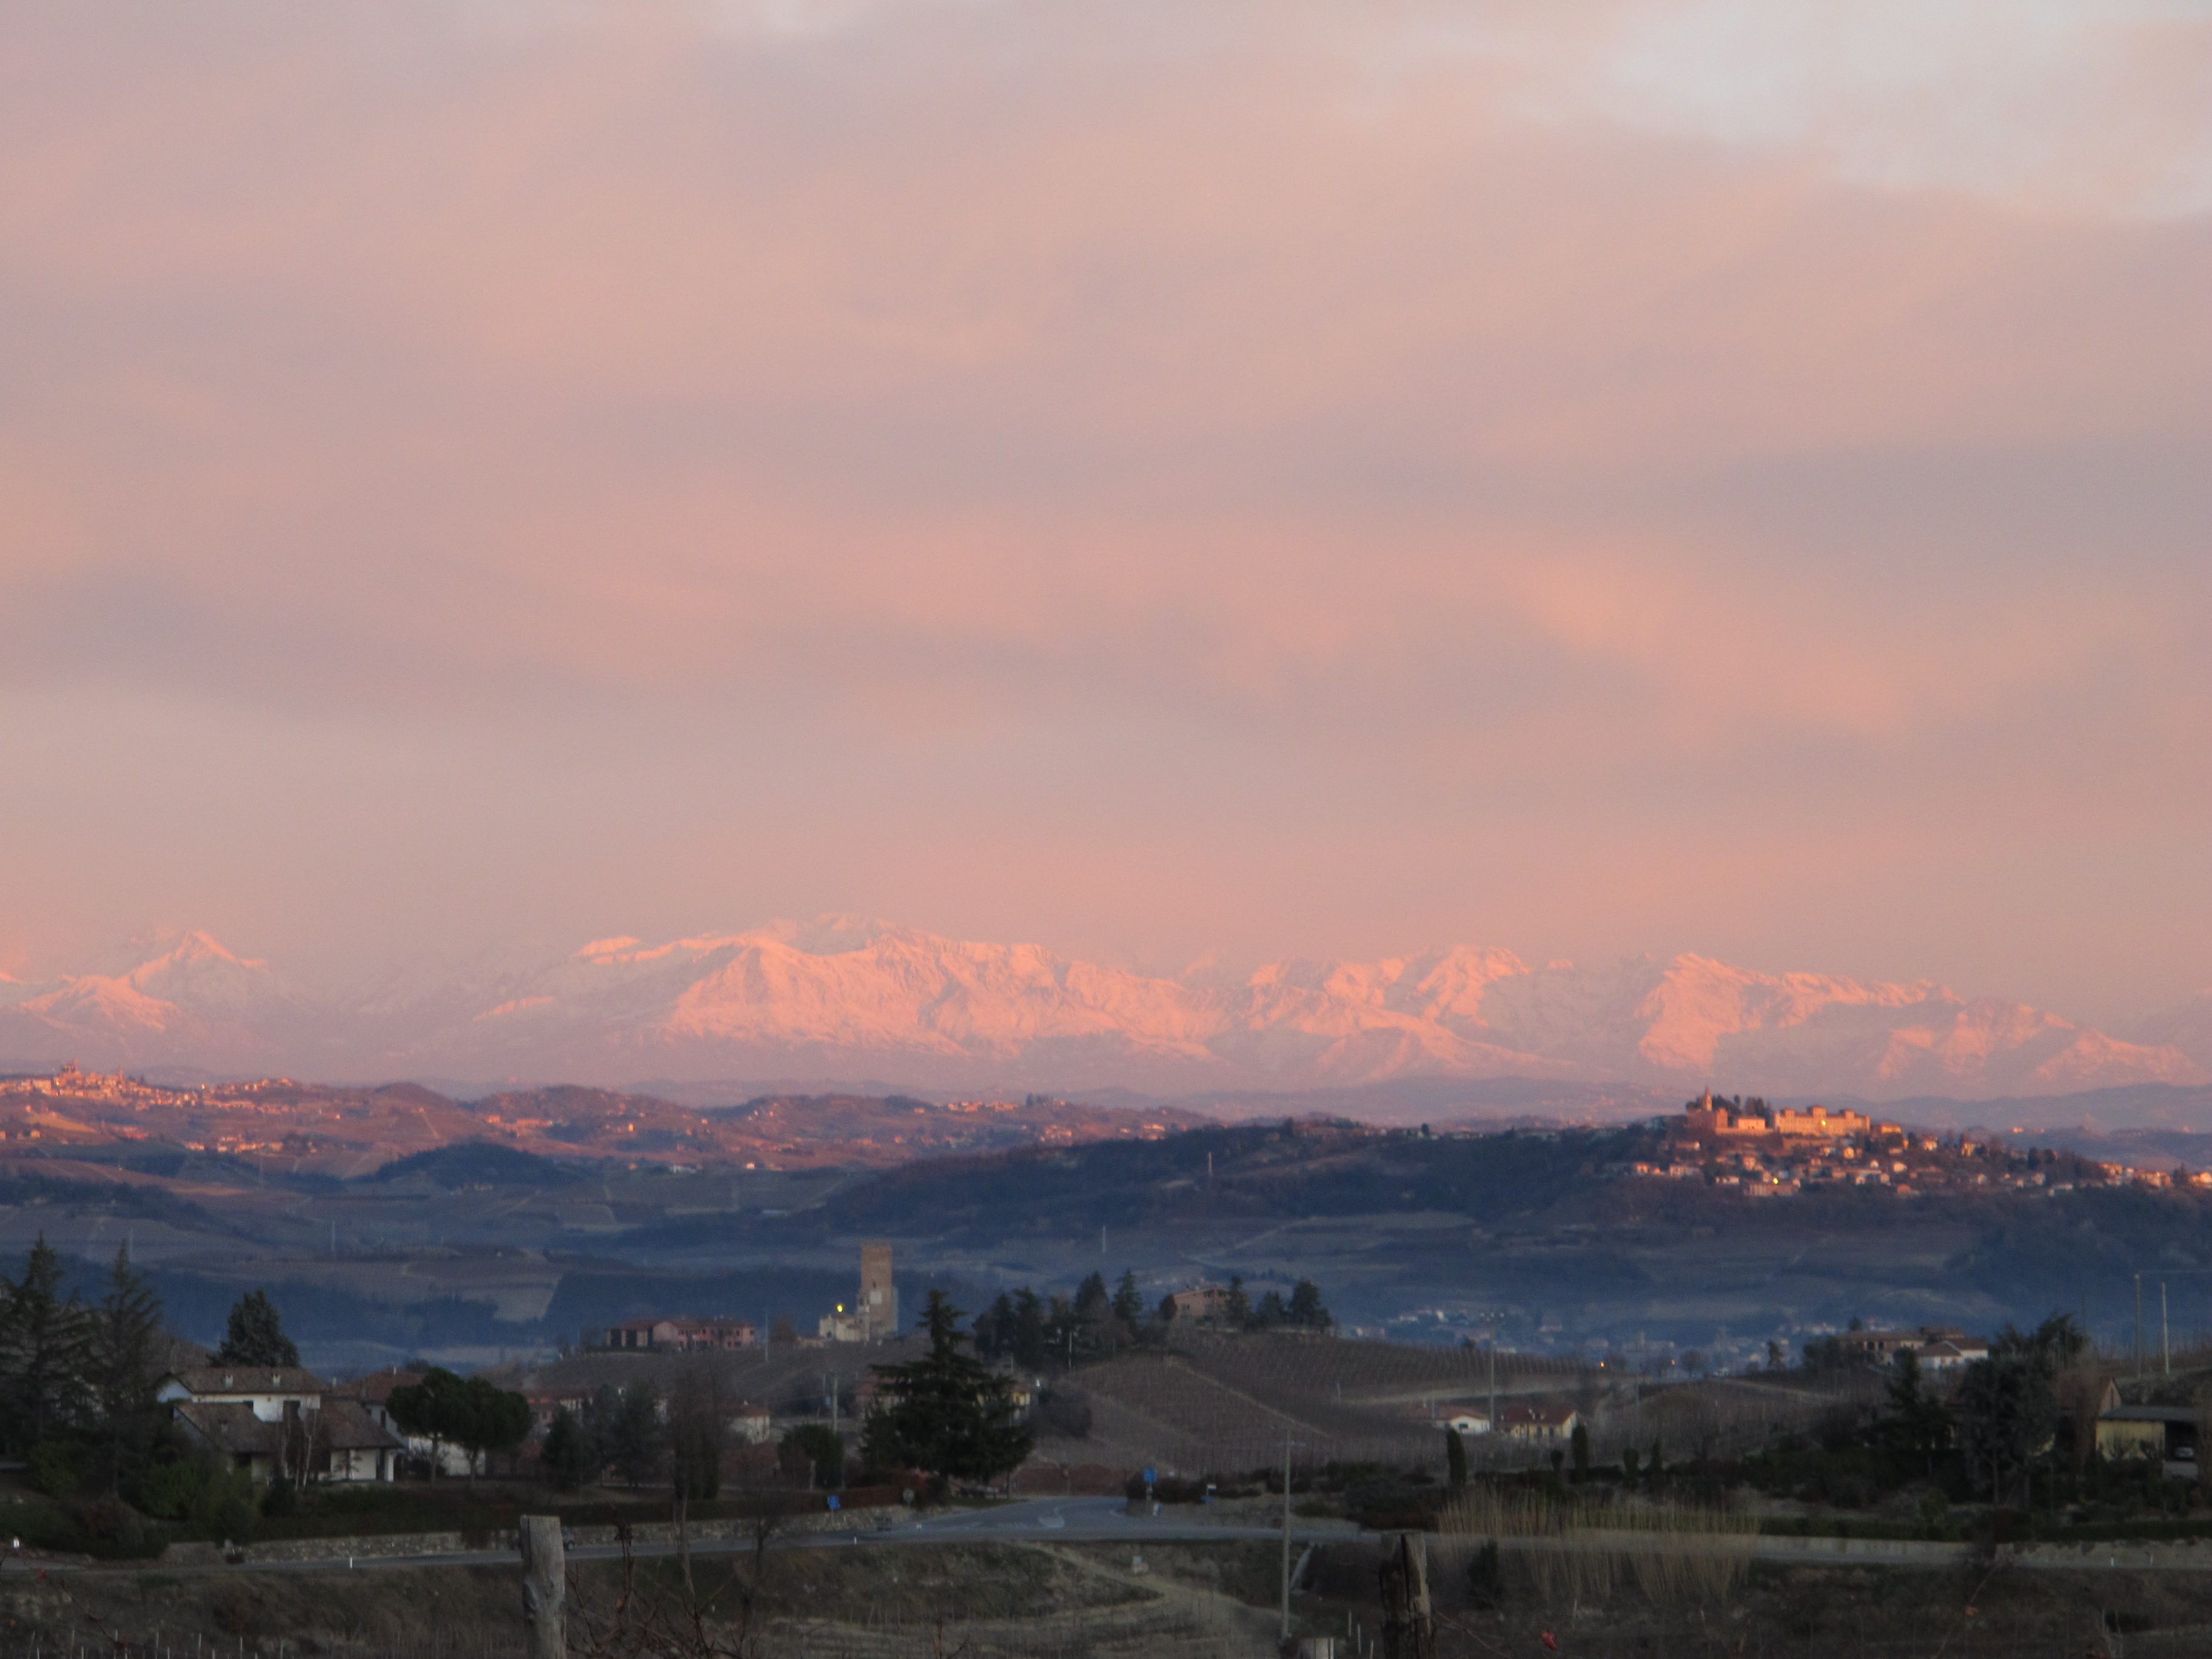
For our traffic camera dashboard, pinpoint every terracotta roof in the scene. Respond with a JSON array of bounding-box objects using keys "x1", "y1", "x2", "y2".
[
  {"x1": 163, "y1": 1366, "x2": 327, "y2": 1396},
  {"x1": 172, "y1": 1401, "x2": 286, "y2": 1457},
  {"x1": 319, "y1": 1396, "x2": 406, "y2": 1451},
  {"x1": 340, "y1": 1369, "x2": 427, "y2": 1404}
]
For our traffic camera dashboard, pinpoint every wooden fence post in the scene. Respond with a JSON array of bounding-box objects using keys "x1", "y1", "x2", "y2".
[
  {"x1": 1378, "y1": 1531, "x2": 1434, "y2": 1659},
  {"x1": 520, "y1": 1515, "x2": 566, "y2": 1659}
]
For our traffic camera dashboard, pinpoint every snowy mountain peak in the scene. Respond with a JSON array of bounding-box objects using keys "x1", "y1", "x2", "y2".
[{"x1": 0, "y1": 921, "x2": 2202, "y2": 1101}]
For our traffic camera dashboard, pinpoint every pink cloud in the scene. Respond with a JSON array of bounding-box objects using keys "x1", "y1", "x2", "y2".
[{"x1": 0, "y1": 0, "x2": 2206, "y2": 1018}]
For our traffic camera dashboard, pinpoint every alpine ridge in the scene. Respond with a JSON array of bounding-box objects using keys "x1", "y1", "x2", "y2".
[{"x1": 0, "y1": 919, "x2": 2200, "y2": 1101}]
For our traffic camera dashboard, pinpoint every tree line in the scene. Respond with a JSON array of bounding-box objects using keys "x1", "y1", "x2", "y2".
[
  {"x1": 0, "y1": 1234, "x2": 535, "y2": 1536},
  {"x1": 971, "y1": 1270, "x2": 1331, "y2": 1368}
]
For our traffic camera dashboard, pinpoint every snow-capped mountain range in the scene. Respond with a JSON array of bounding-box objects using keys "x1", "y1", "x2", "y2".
[{"x1": 1, "y1": 918, "x2": 2204, "y2": 1101}]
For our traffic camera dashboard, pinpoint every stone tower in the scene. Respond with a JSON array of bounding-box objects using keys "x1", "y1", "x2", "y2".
[{"x1": 861, "y1": 1241, "x2": 898, "y2": 1341}]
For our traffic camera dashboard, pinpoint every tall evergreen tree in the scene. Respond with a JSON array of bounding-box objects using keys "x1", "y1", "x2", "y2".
[
  {"x1": 1877, "y1": 1350, "x2": 1952, "y2": 1478},
  {"x1": 0, "y1": 1236, "x2": 92, "y2": 1453},
  {"x1": 87, "y1": 1245, "x2": 166, "y2": 1490},
  {"x1": 1073, "y1": 1272, "x2": 1118, "y2": 1354},
  {"x1": 1224, "y1": 1275, "x2": 1252, "y2": 1330},
  {"x1": 1288, "y1": 1279, "x2": 1332, "y2": 1329},
  {"x1": 1072, "y1": 1272, "x2": 1110, "y2": 1322},
  {"x1": 215, "y1": 1289, "x2": 299, "y2": 1367},
  {"x1": 973, "y1": 1292, "x2": 1016, "y2": 1361},
  {"x1": 541, "y1": 1407, "x2": 597, "y2": 1492},
  {"x1": 861, "y1": 1290, "x2": 1032, "y2": 1484},
  {"x1": 582, "y1": 1382, "x2": 667, "y2": 1487},
  {"x1": 1043, "y1": 1295, "x2": 1081, "y2": 1367},
  {"x1": 1010, "y1": 1288, "x2": 1047, "y2": 1371},
  {"x1": 1110, "y1": 1271, "x2": 1144, "y2": 1327}
]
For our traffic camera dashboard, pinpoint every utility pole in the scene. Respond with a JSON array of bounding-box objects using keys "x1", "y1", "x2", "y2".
[
  {"x1": 2136, "y1": 1273, "x2": 2145, "y2": 1378},
  {"x1": 1478, "y1": 1310, "x2": 1507, "y2": 1467},
  {"x1": 2163, "y1": 1281, "x2": 2171, "y2": 1376}
]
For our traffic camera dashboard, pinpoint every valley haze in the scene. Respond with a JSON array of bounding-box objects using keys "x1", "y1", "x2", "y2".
[{"x1": 2, "y1": 916, "x2": 2205, "y2": 1105}]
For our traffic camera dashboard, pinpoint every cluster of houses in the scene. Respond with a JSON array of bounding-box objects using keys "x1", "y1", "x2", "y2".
[
  {"x1": 1829, "y1": 1327, "x2": 2208, "y2": 1473},
  {"x1": 150, "y1": 1361, "x2": 783, "y2": 1486},
  {"x1": 1832, "y1": 1325, "x2": 1992, "y2": 1372},
  {"x1": 1615, "y1": 1092, "x2": 2212, "y2": 1199},
  {"x1": 595, "y1": 1243, "x2": 905, "y2": 1351},
  {"x1": 598, "y1": 1316, "x2": 759, "y2": 1352}
]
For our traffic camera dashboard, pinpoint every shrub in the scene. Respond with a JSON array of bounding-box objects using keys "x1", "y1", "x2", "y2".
[
  {"x1": 28, "y1": 1439, "x2": 80, "y2": 1498},
  {"x1": 137, "y1": 1459, "x2": 210, "y2": 1520},
  {"x1": 67, "y1": 1497, "x2": 149, "y2": 1553}
]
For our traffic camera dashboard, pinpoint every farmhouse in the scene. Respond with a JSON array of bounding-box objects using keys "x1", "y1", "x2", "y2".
[
  {"x1": 156, "y1": 1366, "x2": 402, "y2": 1483},
  {"x1": 1834, "y1": 1326, "x2": 1988, "y2": 1369},
  {"x1": 1496, "y1": 1403, "x2": 1580, "y2": 1441},
  {"x1": 1168, "y1": 1284, "x2": 1233, "y2": 1322}
]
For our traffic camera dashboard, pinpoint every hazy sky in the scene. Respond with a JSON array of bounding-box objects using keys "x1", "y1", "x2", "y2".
[{"x1": 2, "y1": 0, "x2": 2208, "y2": 1020}]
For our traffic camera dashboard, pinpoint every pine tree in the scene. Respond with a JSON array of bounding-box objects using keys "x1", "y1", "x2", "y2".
[
  {"x1": 1111, "y1": 1271, "x2": 1144, "y2": 1327},
  {"x1": 87, "y1": 1245, "x2": 165, "y2": 1490},
  {"x1": 1445, "y1": 1426, "x2": 1467, "y2": 1490},
  {"x1": 215, "y1": 1289, "x2": 299, "y2": 1367},
  {"x1": 392, "y1": 1367, "x2": 533, "y2": 1486},
  {"x1": 1011, "y1": 1288, "x2": 1048, "y2": 1372},
  {"x1": 1044, "y1": 1295, "x2": 1081, "y2": 1367},
  {"x1": 542, "y1": 1407, "x2": 597, "y2": 1491},
  {"x1": 974, "y1": 1292, "x2": 1016, "y2": 1361},
  {"x1": 0, "y1": 1236, "x2": 92, "y2": 1453},
  {"x1": 860, "y1": 1291, "x2": 1032, "y2": 1484},
  {"x1": 1224, "y1": 1275, "x2": 1252, "y2": 1330},
  {"x1": 609, "y1": 1384, "x2": 668, "y2": 1486},
  {"x1": 1073, "y1": 1272, "x2": 1116, "y2": 1355},
  {"x1": 1288, "y1": 1279, "x2": 1331, "y2": 1329}
]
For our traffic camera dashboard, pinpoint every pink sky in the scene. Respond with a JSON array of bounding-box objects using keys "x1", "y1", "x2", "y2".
[{"x1": 1, "y1": 1, "x2": 2208, "y2": 1022}]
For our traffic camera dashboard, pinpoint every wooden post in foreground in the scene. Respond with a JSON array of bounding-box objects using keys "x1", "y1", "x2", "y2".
[
  {"x1": 520, "y1": 1515, "x2": 566, "y2": 1659},
  {"x1": 1378, "y1": 1530, "x2": 1434, "y2": 1659}
]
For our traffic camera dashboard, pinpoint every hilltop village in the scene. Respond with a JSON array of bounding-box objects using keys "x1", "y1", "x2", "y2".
[{"x1": 1608, "y1": 1090, "x2": 2202, "y2": 1198}]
